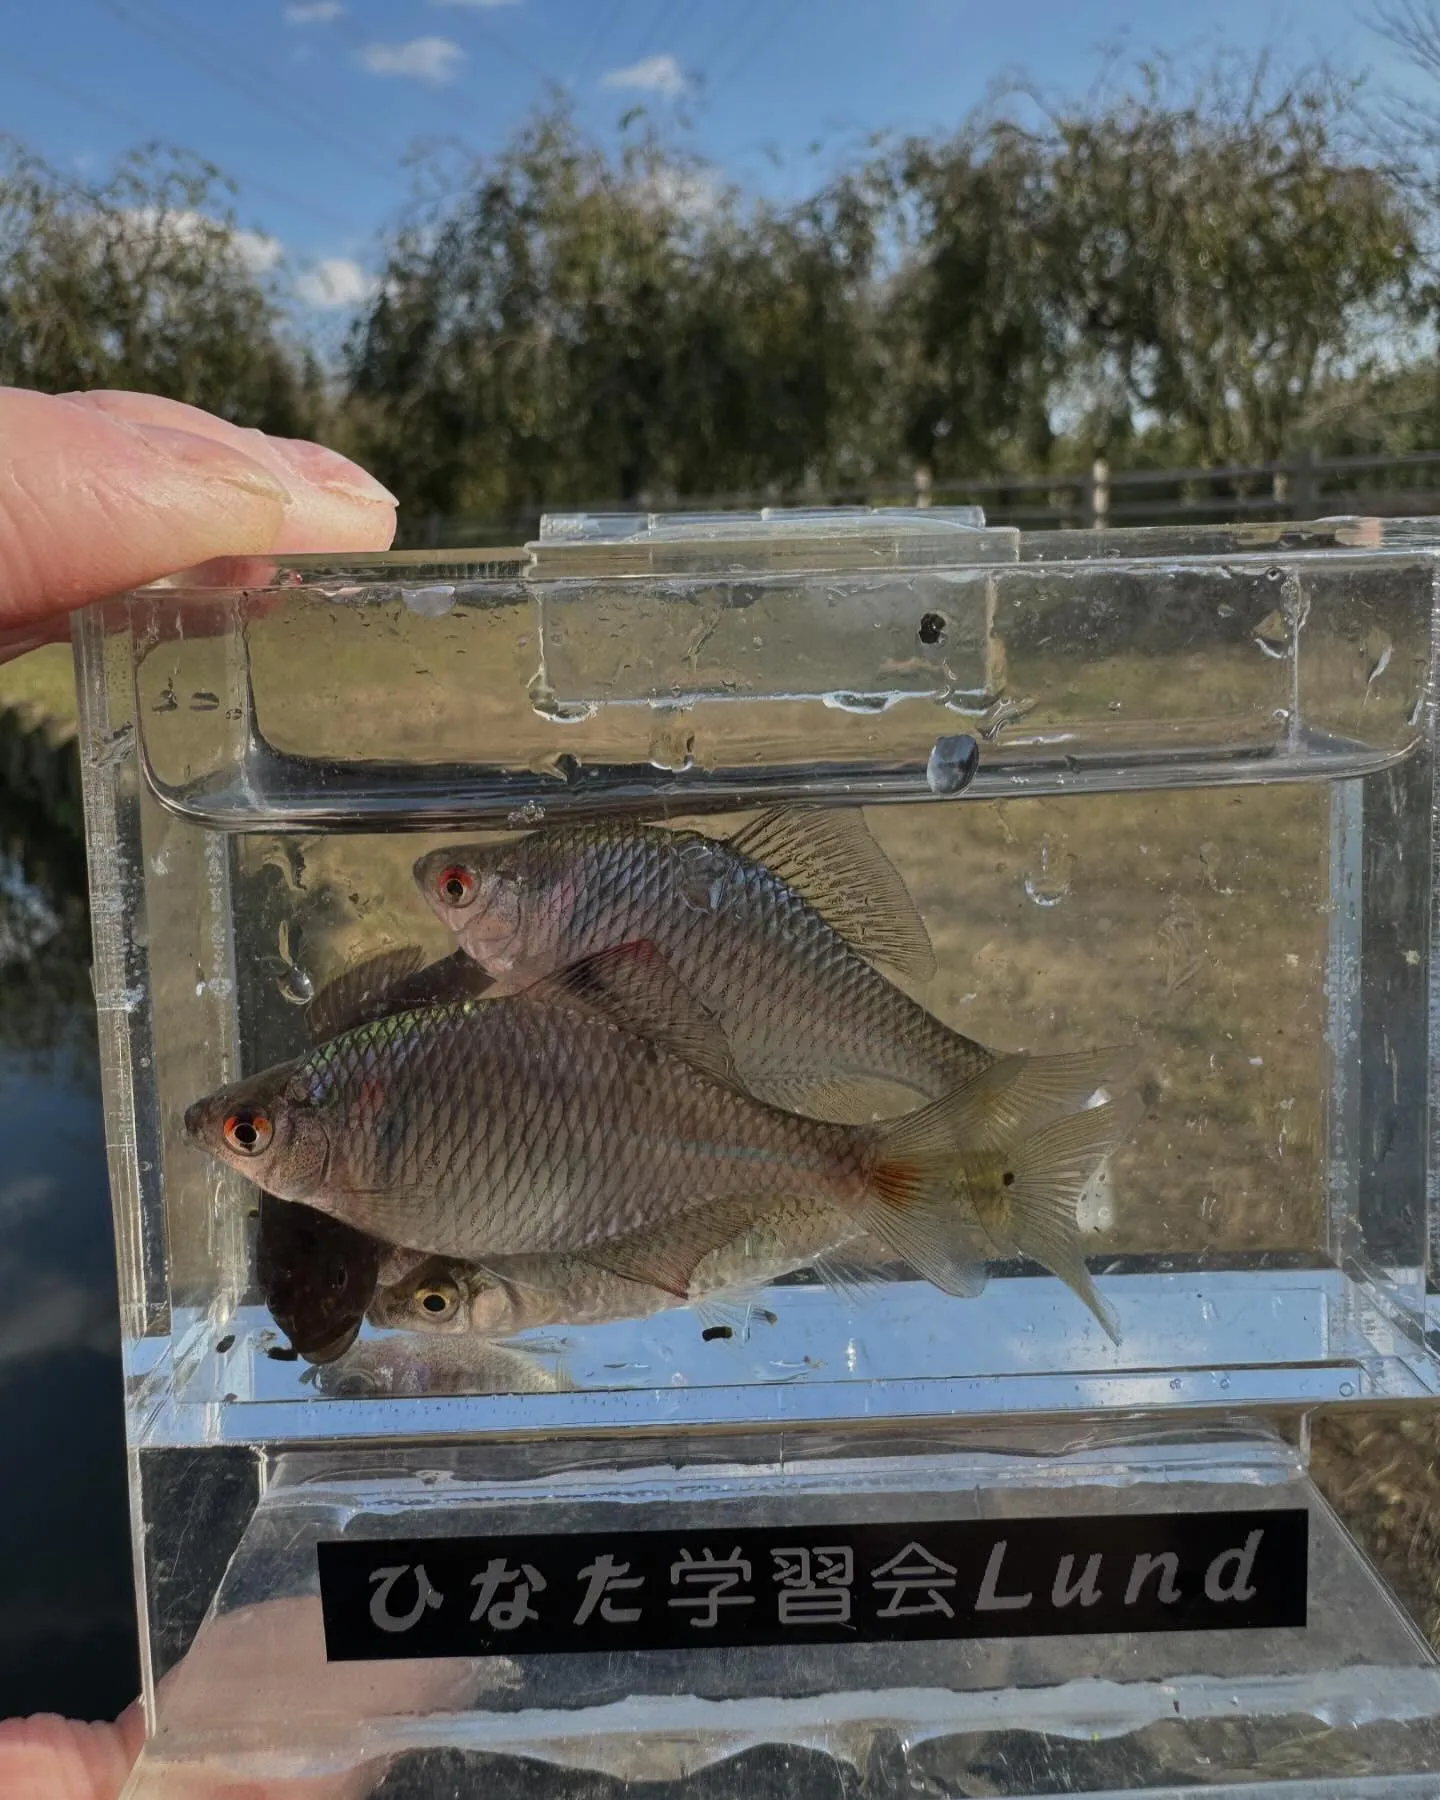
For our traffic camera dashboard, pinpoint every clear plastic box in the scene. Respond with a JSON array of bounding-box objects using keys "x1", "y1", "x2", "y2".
[{"x1": 73, "y1": 506, "x2": 1440, "y2": 1796}]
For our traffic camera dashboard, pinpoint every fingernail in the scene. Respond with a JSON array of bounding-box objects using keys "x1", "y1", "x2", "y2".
[
  {"x1": 269, "y1": 437, "x2": 398, "y2": 506},
  {"x1": 122, "y1": 423, "x2": 292, "y2": 501}
]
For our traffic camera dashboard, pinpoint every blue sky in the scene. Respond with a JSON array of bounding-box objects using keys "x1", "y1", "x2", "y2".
[{"x1": 0, "y1": 0, "x2": 1426, "y2": 338}]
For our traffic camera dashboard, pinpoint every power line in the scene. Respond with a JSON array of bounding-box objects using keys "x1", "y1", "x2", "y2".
[
  {"x1": 637, "y1": 0, "x2": 696, "y2": 62},
  {"x1": 705, "y1": 0, "x2": 807, "y2": 108},
  {"x1": 86, "y1": 0, "x2": 405, "y2": 182},
  {"x1": 0, "y1": 50, "x2": 367, "y2": 233},
  {"x1": 577, "y1": 0, "x2": 629, "y2": 87}
]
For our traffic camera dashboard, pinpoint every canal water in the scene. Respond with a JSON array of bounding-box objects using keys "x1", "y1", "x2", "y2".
[{"x1": 0, "y1": 773, "x2": 138, "y2": 1721}]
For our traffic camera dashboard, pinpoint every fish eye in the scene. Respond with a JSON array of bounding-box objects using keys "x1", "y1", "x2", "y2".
[
  {"x1": 417, "y1": 1283, "x2": 458, "y2": 1318},
  {"x1": 223, "y1": 1109, "x2": 273, "y2": 1156},
  {"x1": 436, "y1": 865, "x2": 476, "y2": 908}
]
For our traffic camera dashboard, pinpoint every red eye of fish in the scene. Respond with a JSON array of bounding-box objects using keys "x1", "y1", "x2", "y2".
[
  {"x1": 437, "y1": 865, "x2": 476, "y2": 907},
  {"x1": 223, "y1": 1110, "x2": 273, "y2": 1156}
]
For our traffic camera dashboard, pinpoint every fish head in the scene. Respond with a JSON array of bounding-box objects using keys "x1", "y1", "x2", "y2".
[
  {"x1": 413, "y1": 840, "x2": 574, "y2": 983},
  {"x1": 369, "y1": 1257, "x2": 470, "y2": 1333},
  {"x1": 184, "y1": 1062, "x2": 330, "y2": 1202}
]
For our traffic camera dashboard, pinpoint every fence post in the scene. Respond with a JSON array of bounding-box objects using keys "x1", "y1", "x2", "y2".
[
  {"x1": 1291, "y1": 446, "x2": 1317, "y2": 518},
  {"x1": 914, "y1": 465, "x2": 933, "y2": 509},
  {"x1": 1088, "y1": 456, "x2": 1110, "y2": 529}
]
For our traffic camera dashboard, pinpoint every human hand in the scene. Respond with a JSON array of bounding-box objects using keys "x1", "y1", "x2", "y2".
[
  {"x1": 0, "y1": 1593, "x2": 472, "y2": 1798},
  {"x1": 0, "y1": 387, "x2": 399, "y2": 1798},
  {"x1": 0, "y1": 387, "x2": 397, "y2": 666}
]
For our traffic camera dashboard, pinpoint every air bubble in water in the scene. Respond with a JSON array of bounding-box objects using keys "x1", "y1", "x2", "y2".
[
  {"x1": 925, "y1": 734, "x2": 979, "y2": 795},
  {"x1": 401, "y1": 584, "x2": 456, "y2": 617},
  {"x1": 278, "y1": 965, "x2": 314, "y2": 1006},
  {"x1": 1023, "y1": 835, "x2": 1073, "y2": 907},
  {"x1": 507, "y1": 801, "x2": 546, "y2": 827}
]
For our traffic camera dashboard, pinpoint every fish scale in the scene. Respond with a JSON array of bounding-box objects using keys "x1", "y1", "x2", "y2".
[
  {"x1": 417, "y1": 821, "x2": 995, "y2": 1120},
  {"x1": 267, "y1": 998, "x2": 870, "y2": 1263}
]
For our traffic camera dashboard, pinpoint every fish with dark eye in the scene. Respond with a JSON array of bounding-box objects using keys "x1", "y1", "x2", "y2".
[
  {"x1": 367, "y1": 1196, "x2": 885, "y2": 1337},
  {"x1": 186, "y1": 942, "x2": 1140, "y2": 1336},
  {"x1": 413, "y1": 809, "x2": 1100, "y2": 1124}
]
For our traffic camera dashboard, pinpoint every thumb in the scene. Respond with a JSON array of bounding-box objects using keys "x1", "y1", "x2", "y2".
[{"x1": 0, "y1": 387, "x2": 289, "y2": 637}]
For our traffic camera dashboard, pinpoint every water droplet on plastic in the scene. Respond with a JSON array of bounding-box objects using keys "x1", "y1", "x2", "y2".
[
  {"x1": 648, "y1": 712, "x2": 696, "y2": 772},
  {"x1": 529, "y1": 679, "x2": 597, "y2": 725},
  {"x1": 1200, "y1": 1298, "x2": 1217, "y2": 1324},
  {"x1": 823, "y1": 691, "x2": 900, "y2": 714},
  {"x1": 1218, "y1": 1375, "x2": 1231, "y2": 1389},
  {"x1": 1023, "y1": 835, "x2": 1073, "y2": 907},
  {"x1": 278, "y1": 965, "x2": 314, "y2": 1006},
  {"x1": 507, "y1": 801, "x2": 546, "y2": 827},
  {"x1": 1106, "y1": 699, "x2": 1122, "y2": 712},
  {"x1": 1170, "y1": 1377, "x2": 1183, "y2": 1390},
  {"x1": 1339, "y1": 1381, "x2": 1355, "y2": 1397},
  {"x1": 1253, "y1": 611, "x2": 1290, "y2": 658},
  {"x1": 401, "y1": 584, "x2": 455, "y2": 617},
  {"x1": 978, "y1": 694, "x2": 1037, "y2": 740},
  {"x1": 926, "y1": 733, "x2": 979, "y2": 795}
]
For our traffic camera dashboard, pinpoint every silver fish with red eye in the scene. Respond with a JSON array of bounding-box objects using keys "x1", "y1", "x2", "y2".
[
  {"x1": 185, "y1": 942, "x2": 1140, "y2": 1337},
  {"x1": 413, "y1": 808, "x2": 1102, "y2": 1126}
]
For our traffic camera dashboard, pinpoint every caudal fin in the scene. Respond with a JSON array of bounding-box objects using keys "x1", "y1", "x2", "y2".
[{"x1": 863, "y1": 1076, "x2": 1143, "y2": 1341}]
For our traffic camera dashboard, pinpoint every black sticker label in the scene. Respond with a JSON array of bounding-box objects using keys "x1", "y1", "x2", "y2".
[{"x1": 317, "y1": 1507, "x2": 1308, "y2": 1660}]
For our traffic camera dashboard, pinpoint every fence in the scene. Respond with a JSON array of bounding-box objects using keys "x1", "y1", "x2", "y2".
[{"x1": 398, "y1": 446, "x2": 1440, "y2": 548}]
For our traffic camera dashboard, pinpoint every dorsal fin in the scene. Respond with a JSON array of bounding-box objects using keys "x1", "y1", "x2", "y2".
[
  {"x1": 727, "y1": 807, "x2": 936, "y2": 983},
  {"x1": 525, "y1": 941, "x2": 741, "y2": 1091},
  {"x1": 305, "y1": 947, "x2": 492, "y2": 1043}
]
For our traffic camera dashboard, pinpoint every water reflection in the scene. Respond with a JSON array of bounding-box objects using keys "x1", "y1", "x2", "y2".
[{"x1": 0, "y1": 773, "x2": 138, "y2": 1719}]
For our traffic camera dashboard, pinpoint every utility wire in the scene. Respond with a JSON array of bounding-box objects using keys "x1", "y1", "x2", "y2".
[
  {"x1": 87, "y1": 0, "x2": 405, "y2": 181},
  {"x1": 577, "y1": 0, "x2": 629, "y2": 87},
  {"x1": 0, "y1": 49, "x2": 367, "y2": 233}
]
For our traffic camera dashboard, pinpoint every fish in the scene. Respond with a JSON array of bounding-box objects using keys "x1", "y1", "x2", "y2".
[
  {"x1": 250, "y1": 946, "x2": 494, "y2": 1360},
  {"x1": 254, "y1": 1192, "x2": 382, "y2": 1364},
  {"x1": 366, "y1": 1197, "x2": 882, "y2": 1337},
  {"x1": 185, "y1": 941, "x2": 1140, "y2": 1335},
  {"x1": 312, "y1": 1333, "x2": 568, "y2": 1398},
  {"x1": 413, "y1": 810, "x2": 1081, "y2": 1124}
]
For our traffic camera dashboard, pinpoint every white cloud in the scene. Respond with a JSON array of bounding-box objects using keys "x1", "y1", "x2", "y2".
[
  {"x1": 296, "y1": 256, "x2": 378, "y2": 309},
  {"x1": 360, "y1": 36, "x2": 464, "y2": 83},
  {"x1": 639, "y1": 164, "x2": 724, "y2": 220},
  {"x1": 121, "y1": 207, "x2": 283, "y2": 276},
  {"x1": 601, "y1": 53, "x2": 685, "y2": 97},
  {"x1": 233, "y1": 228, "x2": 285, "y2": 275},
  {"x1": 285, "y1": 1, "x2": 343, "y2": 20}
]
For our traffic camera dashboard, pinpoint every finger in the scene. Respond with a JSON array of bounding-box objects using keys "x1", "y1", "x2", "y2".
[
  {"x1": 61, "y1": 393, "x2": 396, "y2": 556},
  {"x1": 0, "y1": 389, "x2": 288, "y2": 636},
  {"x1": 0, "y1": 1710, "x2": 140, "y2": 1800}
]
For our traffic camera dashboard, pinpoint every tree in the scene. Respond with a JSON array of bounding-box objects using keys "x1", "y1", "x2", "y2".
[
  {"x1": 883, "y1": 120, "x2": 1066, "y2": 479},
  {"x1": 344, "y1": 108, "x2": 882, "y2": 525},
  {"x1": 0, "y1": 141, "x2": 319, "y2": 435},
  {"x1": 1045, "y1": 57, "x2": 1420, "y2": 466}
]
